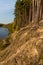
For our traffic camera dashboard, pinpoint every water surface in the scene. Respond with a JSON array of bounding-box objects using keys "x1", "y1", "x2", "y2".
[{"x1": 0, "y1": 27, "x2": 9, "y2": 39}]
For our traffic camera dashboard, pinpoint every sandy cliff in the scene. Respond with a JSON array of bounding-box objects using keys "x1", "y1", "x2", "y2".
[{"x1": 0, "y1": 20, "x2": 43, "y2": 65}]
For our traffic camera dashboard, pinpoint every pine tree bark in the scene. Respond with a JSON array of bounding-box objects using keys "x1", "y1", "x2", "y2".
[
  {"x1": 31, "y1": 0, "x2": 42, "y2": 24},
  {"x1": 35, "y1": 0, "x2": 41, "y2": 23},
  {"x1": 29, "y1": 6, "x2": 31, "y2": 22}
]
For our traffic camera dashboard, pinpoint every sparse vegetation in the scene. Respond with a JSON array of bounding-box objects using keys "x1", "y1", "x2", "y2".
[
  {"x1": 0, "y1": 39, "x2": 3, "y2": 50},
  {"x1": 0, "y1": 0, "x2": 43, "y2": 65}
]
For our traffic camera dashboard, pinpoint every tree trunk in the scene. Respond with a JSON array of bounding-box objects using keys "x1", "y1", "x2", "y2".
[
  {"x1": 32, "y1": 0, "x2": 35, "y2": 22},
  {"x1": 31, "y1": 0, "x2": 42, "y2": 24},
  {"x1": 29, "y1": 4, "x2": 32, "y2": 23},
  {"x1": 35, "y1": 0, "x2": 41, "y2": 23}
]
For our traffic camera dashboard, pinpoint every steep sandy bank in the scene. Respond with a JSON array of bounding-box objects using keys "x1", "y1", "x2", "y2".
[{"x1": 0, "y1": 20, "x2": 43, "y2": 65}]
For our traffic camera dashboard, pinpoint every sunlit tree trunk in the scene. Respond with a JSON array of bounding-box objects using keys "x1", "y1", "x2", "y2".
[
  {"x1": 41, "y1": 0, "x2": 43, "y2": 19},
  {"x1": 32, "y1": 0, "x2": 35, "y2": 22},
  {"x1": 25, "y1": 7, "x2": 27, "y2": 23},
  {"x1": 29, "y1": 4, "x2": 31, "y2": 22},
  {"x1": 31, "y1": 0, "x2": 41, "y2": 24},
  {"x1": 39, "y1": 5, "x2": 42, "y2": 21},
  {"x1": 35, "y1": 0, "x2": 41, "y2": 23}
]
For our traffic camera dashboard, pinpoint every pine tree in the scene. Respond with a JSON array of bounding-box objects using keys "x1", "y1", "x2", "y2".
[{"x1": 14, "y1": 0, "x2": 43, "y2": 30}]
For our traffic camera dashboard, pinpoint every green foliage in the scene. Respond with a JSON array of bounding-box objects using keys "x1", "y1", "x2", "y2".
[
  {"x1": 7, "y1": 0, "x2": 32, "y2": 31},
  {"x1": 14, "y1": 0, "x2": 32, "y2": 30},
  {"x1": 7, "y1": 23, "x2": 14, "y2": 33}
]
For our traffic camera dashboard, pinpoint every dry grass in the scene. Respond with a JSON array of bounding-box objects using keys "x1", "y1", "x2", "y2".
[{"x1": 0, "y1": 20, "x2": 43, "y2": 65}]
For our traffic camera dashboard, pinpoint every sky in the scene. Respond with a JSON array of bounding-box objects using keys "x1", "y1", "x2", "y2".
[{"x1": 0, "y1": 0, "x2": 16, "y2": 24}]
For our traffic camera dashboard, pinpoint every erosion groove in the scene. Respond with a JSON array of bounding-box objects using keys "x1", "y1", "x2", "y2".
[{"x1": 0, "y1": 20, "x2": 43, "y2": 65}]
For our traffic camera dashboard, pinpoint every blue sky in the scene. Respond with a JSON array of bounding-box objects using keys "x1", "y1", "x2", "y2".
[{"x1": 0, "y1": 0, "x2": 16, "y2": 24}]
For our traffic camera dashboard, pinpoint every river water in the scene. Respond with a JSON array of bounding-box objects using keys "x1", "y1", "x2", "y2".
[{"x1": 0, "y1": 27, "x2": 9, "y2": 39}]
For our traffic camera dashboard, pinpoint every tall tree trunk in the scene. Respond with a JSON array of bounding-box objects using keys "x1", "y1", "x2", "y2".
[
  {"x1": 35, "y1": 0, "x2": 41, "y2": 24},
  {"x1": 32, "y1": 0, "x2": 35, "y2": 22},
  {"x1": 39, "y1": 6, "x2": 42, "y2": 21},
  {"x1": 29, "y1": 4, "x2": 32, "y2": 23},
  {"x1": 31, "y1": 0, "x2": 42, "y2": 24},
  {"x1": 24, "y1": 7, "x2": 27, "y2": 25}
]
